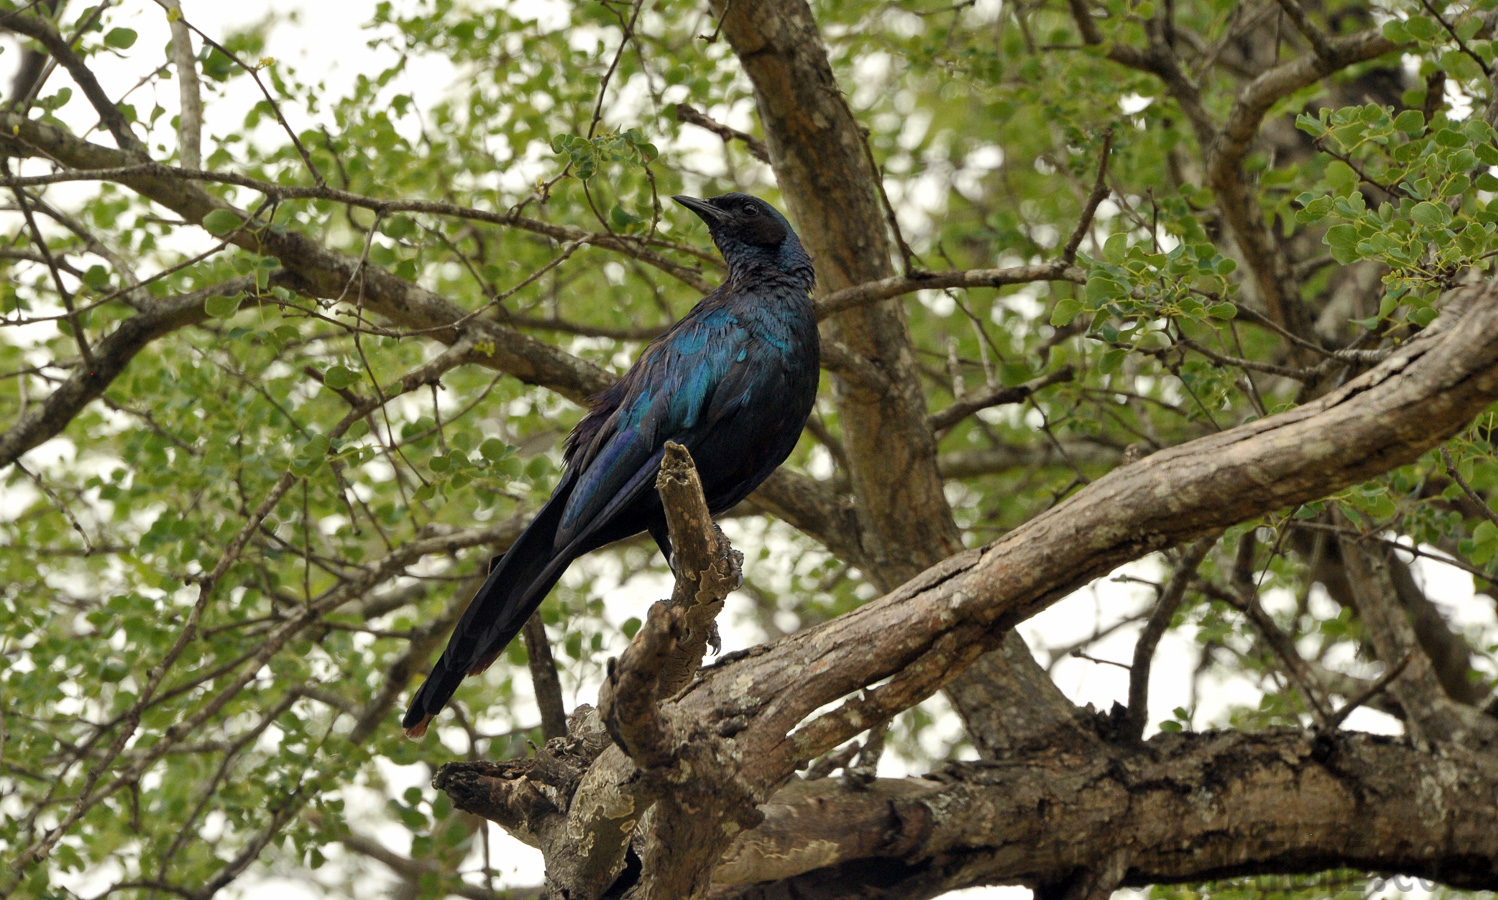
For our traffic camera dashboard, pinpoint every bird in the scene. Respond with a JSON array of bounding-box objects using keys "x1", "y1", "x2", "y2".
[{"x1": 402, "y1": 192, "x2": 820, "y2": 737}]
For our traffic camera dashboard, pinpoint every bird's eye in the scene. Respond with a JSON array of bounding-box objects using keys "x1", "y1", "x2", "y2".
[{"x1": 740, "y1": 203, "x2": 759, "y2": 217}]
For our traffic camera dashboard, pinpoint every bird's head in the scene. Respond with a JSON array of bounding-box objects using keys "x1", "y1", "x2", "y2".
[{"x1": 673, "y1": 193, "x2": 815, "y2": 290}]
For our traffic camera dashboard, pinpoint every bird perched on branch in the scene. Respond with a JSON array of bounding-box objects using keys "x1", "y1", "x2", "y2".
[{"x1": 403, "y1": 193, "x2": 820, "y2": 737}]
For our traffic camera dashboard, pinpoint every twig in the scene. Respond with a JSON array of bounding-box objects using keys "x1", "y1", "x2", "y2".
[
  {"x1": 1071, "y1": 650, "x2": 1132, "y2": 671},
  {"x1": 816, "y1": 262, "x2": 1085, "y2": 319},
  {"x1": 522, "y1": 612, "x2": 568, "y2": 741},
  {"x1": 1061, "y1": 128, "x2": 1113, "y2": 264},
  {"x1": 1124, "y1": 535, "x2": 1215, "y2": 741},
  {"x1": 1417, "y1": 0, "x2": 1492, "y2": 77},
  {"x1": 1440, "y1": 446, "x2": 1498, "y2": 528},
  {"x1": 3, "y1": 160, "x2": 95, "y2": 371},
  {"x1": 1323, "y1": 653, "x2": 1411, "y2": 730},
  {"x1": 12, "y1": 459, "x2": 92, "y2": 551},
  {"x1": 586, "y1": 0, "x2": 645, "y2": 140},
  {"x1": 1272, "y1": 0, "x2": 1335, "y2": 60},
  {"x1": 674, "y1": 103, "x2": 769, "y2": 162},
  {"x1": 930, "y1": 366, "x2": 1076, "y2": 433}
]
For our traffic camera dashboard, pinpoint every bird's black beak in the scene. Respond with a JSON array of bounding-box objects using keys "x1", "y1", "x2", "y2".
[{"x1": 673, "y1": 194, "x2": 727, "y2": 226}]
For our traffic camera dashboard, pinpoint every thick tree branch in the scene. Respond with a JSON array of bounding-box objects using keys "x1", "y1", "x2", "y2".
[
  {"x1": 0, "y1": 159, "x2": 718, "y2": 293},
  {"x1": 676, "y1": 288, "x2": 1498, "y2": 779},
  {"x1": 444, "y1": 445, "x2": 749, "y2": 900},
  {"x1": 0, "y1": 112, "x2": 614, "y2": 403},
  {"x1": 711, "y1": 730, "x2": 1498, "y2": 896}
]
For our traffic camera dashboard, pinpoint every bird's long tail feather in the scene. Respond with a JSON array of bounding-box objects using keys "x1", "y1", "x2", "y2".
[{"x1": 401, "y1": 474, "x2": 579, "y2": 738}]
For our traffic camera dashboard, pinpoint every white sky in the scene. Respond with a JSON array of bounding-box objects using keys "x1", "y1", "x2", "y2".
[{"x1": 12, "y1": 1, "x2": 1497, "y2": 898}]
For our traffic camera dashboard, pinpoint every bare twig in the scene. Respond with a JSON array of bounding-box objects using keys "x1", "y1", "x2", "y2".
[
  {"x1": 522, "y1": 612, "x2": 568, "y2": 742},
  {"x1": 1124, "y1": 536, "x2": 1215, "y2": 741},
  {"x1": 1061, "y1": 128, "x2": 1114, "y2": 264},
  {"x1": 1323, "y1": 653, "x2": 1411, "y2": 730},
  {"x1": 816, "y1": 263, "x2": 1085, "y2": 319},
  {"x1": 675, "y1": 103, "x2": 769, "y2": 162},
  {"x1": 1441, "y1": 446, "x2": 1498, "y2": 528},
  {"x1": 930, "y1": 366, "x2": 1076, "y2": 433}
]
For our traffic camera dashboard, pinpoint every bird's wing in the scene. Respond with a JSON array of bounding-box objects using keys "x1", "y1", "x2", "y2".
[{"x1": 552, "y1": 304, "x2": 746, "y2": 550}]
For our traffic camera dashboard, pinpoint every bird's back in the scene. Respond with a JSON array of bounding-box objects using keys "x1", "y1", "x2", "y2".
[{"x1": 561, "y1": 274, "x2": 818, "y2": 534}]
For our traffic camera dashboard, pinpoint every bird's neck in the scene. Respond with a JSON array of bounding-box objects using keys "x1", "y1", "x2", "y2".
[{"x1": 724, "y1": 242, "x2": 816, "y2": 296}]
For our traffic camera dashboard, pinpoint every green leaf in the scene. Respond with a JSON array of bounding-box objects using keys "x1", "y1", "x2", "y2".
[
  {"x1": 1050, "y1": 298, "x2": 1083, "y2": 327},
  {"x1": 204, "y1": 294, "x2": 242, "y2": 318},
  {"x1": 37, "y1": 87, "x2": 72, "y2": 111},
  {"x1": 1393, "y1": 109, "x2": 1425, "y2": 135},
  {"x1": 1324, "y1": 161, "x2": 1358, "y2": 197},
  {"x1": 479, "y1": 438, "x2": 509, "y2": 462},
  {"x1": 1136, "y1": 330, "x2": 1172, "y2": 351},
  {"x1": 323, "y1": 365, "x2": 357, "y2": 390},
  {"x1": 104, "y1": 27, "x2": 138, "y2": 49},
  {"x1": 1325, "y1": 224, "x2": 1358, "y2": 249},
  {"x1": 1405, "y1": 16, "x2": 1441, "y2": 42},
  {"x1": 610, "y1": 204, "x2": 643, "y2": 229},
  {"x1": 1103, "y1": 232, "x2": 1128, "y2": 264},
  {"x1": 202, "y1": 208, "x2": 244, "y2": 236},
  {"x1": 1410, "y1": 201, "x2": 1446, "y2": 228}
]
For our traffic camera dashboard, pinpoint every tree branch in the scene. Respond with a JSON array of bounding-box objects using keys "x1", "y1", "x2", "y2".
[
  {"x1": 675, "y1": 103, "x2": 770, "y2": 163},
  {"x1": 1123, "y1": 535, "x2": 1215, "y2": 741},
  {"x1": 158, "y1": 0, "x2": 202, "y2": 170},
  {"x1": 930, "y1": 366, "x2": 1075, "y2": 434},
  {"x1": 522, "y1": 612, "x2": 569, "y2": 743},
  {"x1": 1205, "y1": 27, "x2": 1400, "y2": 329},
  {"x1": 1336, "y1": 521, "x2": 1498, "y2": 750},
  {"x1": 711, "y1": 730, "x2": 1498, "y2": 895}
]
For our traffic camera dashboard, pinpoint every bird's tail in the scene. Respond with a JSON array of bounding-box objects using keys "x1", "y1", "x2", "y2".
[{"x1": 402, "y1": 475, "x2": 579, "y2": 738}]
